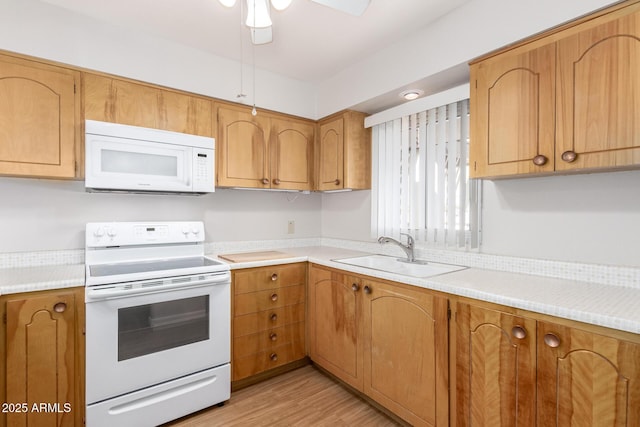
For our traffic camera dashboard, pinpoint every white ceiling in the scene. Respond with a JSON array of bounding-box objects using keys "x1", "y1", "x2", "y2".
[{"x1": 38, "y1": 0, "x2": 471, "y2": 86}]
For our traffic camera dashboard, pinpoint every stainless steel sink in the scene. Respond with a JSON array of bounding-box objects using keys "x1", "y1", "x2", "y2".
[{"x1": 332, "y1": 254, "x2": 467, "y2": 278}]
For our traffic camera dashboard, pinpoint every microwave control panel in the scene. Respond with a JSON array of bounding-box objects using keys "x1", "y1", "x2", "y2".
[{"x1": 192, "y1": 149, "x2": 215, "y2": 193}]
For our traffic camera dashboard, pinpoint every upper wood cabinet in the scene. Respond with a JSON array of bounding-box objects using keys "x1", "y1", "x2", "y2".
[
  {"x1": 83, "y1": 73, "x2": 213, "y2": 137},
  {"x1": 470, "y1": 1, "x2": 640, "y2": 178},
  {"x1": 216, "y1": 103, "x2": 314, "y2": 190},
  {"x1": 2, "y1": 287, "x2": 84, "y2": 427},
  {"x1": 317, "y1": 111, "x2": 371, "y2": 191},
  {"x1": 0, "y1": 53, "x2": 80, "y2": 179}
]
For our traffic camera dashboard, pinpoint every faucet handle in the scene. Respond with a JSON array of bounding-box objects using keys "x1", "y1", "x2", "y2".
[{"x1": 400, "y1": 232, "x2": 414, "y2": 247}]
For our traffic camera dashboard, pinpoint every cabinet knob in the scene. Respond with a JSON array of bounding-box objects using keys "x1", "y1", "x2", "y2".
[
  {"x1": 262, "y1": 178, "x2": 270, "y2": 185},
  {"x1": 544, "y1": 333, "x2": 561, "y2": 348},
  {"x1": 273, "y1": 178, "x2": 281, "y2": 185},
  {"x1": 269, "y1": 332, "x2": 278, "y2": 341},
  {"x1": 53, "y1": 302, "x2": 67, "y2": 313},
  {"x1": 270, "y1": 313, "x2": 278, "y2": 322},
  {"x1": 363, "y1": 285, "x2": 372, "y2": 294},
  {"x1": 334, "y1": 179, "x2": 341, "y2": 185},
  {"x1": 270, "y1": 353, "x2": 278, "y2": 362},
  {"x1": 532, "y1": 155, "x2": 548, "y2": 166},
  {"x1": 270, "y1": 293, "x2": 278, "y2": 302},
  {"x1": 271, "y1": 273, "x2": 278, "y2": 281},
  {"x1": 561, "y1": 150, "x2": 578, "y2": 163},
  {"x1": 511, "y1": 325, "x2": 527, "y2": 339},
  {"x1": 351, "y1": 283, "x2": 360, "y2": 292}
]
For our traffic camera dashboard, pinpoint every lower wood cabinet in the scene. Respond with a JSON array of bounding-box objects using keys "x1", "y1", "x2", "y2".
[
  {"x1": 456, "y1": 302, "x2": 640, "y2": 427},
  {"x1": 308, "y1": 264, "x2": 449, "y2": 427},
  {"x1": 1, "y1": 287, "x2": 84, "y2": 427},
  {"x1": 232, "y1": 263, "x2": 306, "y2": 381}
]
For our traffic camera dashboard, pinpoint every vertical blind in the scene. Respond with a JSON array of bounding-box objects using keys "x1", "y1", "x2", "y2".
[{"x1": 371, "y1": 99, "x2": 481, "y2": 249}]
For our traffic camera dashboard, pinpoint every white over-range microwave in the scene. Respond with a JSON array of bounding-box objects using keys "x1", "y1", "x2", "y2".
[{"x1": 85, "y1": 120, "x2": 215, "y2": 195}]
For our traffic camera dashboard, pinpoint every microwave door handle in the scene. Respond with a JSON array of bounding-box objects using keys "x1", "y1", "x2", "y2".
[{"x1": 86, "y1": 274, "x2": 229, "y2": 301}]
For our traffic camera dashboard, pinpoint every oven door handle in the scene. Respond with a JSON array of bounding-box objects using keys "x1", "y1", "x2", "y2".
[{"x1": 85, "y1": 273, "x2": 229, "y2": 301}]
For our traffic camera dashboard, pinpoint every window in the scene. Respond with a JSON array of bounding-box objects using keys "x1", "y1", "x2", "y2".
[{"x1": 371, "y1": 98, "x2": 481, "y2": 249}]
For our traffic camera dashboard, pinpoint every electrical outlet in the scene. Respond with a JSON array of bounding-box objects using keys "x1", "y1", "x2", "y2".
[{"x1": 287, "y1": 220, "x2": 295, "y2": 234}]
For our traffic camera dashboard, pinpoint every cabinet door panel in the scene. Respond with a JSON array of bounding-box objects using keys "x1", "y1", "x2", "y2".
[
  {"x1": 456, "y1": 303, "x2": 536, "y2": 427},
  {"x1": 270, "y1": 118, "x2": 313, "y2": 190},
  {"x1": 217, "y1": 106, "x2": 270, "y2": 188},
  {"x1": 0, "y1": 56, "x2": 78, "y2": 178},
  {"x1": 470, "y1": 44, "x2": 555, "y2": 178},
  {"x1": 84, "y1": 74, "x2": 213, "y2": 137},
  {"x1": 363, "y1": 280, "x2": 448, "y2": 427},
  {"x1": 556, "y1": 6, "x2": 640, "y2": 171},
  {"x1": 537, "y1": 321, "x2": 640, "y2": 427},
  {"x1": 317, "y1": 118, "x2": 344, "y2": 190},
  {"x1": 5, "y1": 291, "x2": 77, "y2": 427},
  {"x1": 308, "y1": 266, "x2": 363, "y2": 390}
]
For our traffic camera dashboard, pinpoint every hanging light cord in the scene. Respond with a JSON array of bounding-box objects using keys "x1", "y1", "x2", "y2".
[
  {"x1": 237, "y1": 0, "x2": 246, "y2": 99},
  {"x1": 251, "y1": 0, "x2": 257, "y2": 116}
]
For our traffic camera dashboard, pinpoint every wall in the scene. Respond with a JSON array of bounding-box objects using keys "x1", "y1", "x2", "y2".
[
  {"x1": 0, "y1": 178, "x2": 321, "y2": 252},
  {"x1": 320, "y1": 170, "x2": 640, "y2": 269}
]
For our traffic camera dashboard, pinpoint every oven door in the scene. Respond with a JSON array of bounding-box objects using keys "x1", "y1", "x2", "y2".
[{"x1": 85, "y1": 273, "x2": 230, "y2": 405}]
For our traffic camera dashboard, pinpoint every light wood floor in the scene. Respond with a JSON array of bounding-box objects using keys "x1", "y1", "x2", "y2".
[{"x1": 164, "y1": 365, "x2": 402, "y2": 426}]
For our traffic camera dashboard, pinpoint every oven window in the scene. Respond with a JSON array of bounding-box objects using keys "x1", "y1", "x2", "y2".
[{"x1": 118, "y1": 295, "x2": 209, "y2": 361}]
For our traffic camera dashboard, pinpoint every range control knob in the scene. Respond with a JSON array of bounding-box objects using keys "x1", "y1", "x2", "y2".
[
  {"x1": 191, "y1": 227, "x2": 200, "y2": 236},
  {"x1": 182, "y1": 227, "x2": 190, "y2": 237},
  {"x1": 106, "y1": 227, "x2": 117, "y2": 238},
  {"x1": 93, "y1": 227, "x2": 105, "y2": 238}
]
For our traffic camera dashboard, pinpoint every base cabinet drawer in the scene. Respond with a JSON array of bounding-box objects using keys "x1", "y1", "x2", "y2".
[
  {"x1": 234, "y1": 322, "x2": 305, "y2": 359},
  {"x1": 234, "y1": 303, "x2": 305, "y2": 337},
  {"x1": 233, "y1": 341, "x2": 306, "y2": 380},
  {"x1": 234, "y1": 285, "x2": 305, "y2": 316}
]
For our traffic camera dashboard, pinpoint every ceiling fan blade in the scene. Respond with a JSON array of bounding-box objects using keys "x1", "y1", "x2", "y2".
[
  {"x1": 250, "y1": 26, "x2": 273, "y2": 44},
  {"x1": 310, "y1": 0, "x2": 371, "y2": 16}
]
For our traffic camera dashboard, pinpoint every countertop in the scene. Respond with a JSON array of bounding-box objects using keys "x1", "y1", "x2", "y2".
[{"x1": 2, "y1": 246, "x2": 639, "y2": 335}]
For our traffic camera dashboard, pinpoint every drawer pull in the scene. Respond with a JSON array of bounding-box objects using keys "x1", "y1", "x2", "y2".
[
  {"x1": 351, "y1": 283, "x2": 360, "y2": 292},
  {"x1": 53, "y1": 302, "x2": 67, "y2": 313},
  {"x1": 270, "y1": 313, "x2": 278, "y2": 322},
  {"x1": 334, "y1": 179, "x2": 340, "y2": 185},
  {"x1": 544, "y1": 333, "x2": 561, "y2": 348},
  {"x1": 269, "y1": 333, "x2": 278, "y2": 341},
  {"x1": 270, "y1": 353, "x2": 278, "y2": 362},
  {"x1": 363, "y1": 285, "x2": 372, "y2": 294},
  {"x1": 271, "y1": 273, "x2": 278, "y2": 281},
  {"x1": 511, "y1": 326, "x2": 527, "y2": 339},
  {"x1": 271, "y1": 293, "x2": 278, "y2": 302}
]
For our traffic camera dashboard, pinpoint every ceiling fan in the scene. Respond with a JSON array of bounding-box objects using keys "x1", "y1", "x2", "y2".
[{"x1": 218, "y1": 0, "x2": 371, "y2": 44}]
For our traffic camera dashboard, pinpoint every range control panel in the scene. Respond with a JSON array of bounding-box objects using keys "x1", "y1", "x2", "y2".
[{"x1": 86, "y1": 221, "x2": 205, "y2": 247}]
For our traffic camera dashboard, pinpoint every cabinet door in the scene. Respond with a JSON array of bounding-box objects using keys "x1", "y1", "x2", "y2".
[
  {"x1": 363, "y1": 280, "x2": 449, "y2": 427},
  {"x1": 537, "y1": 321, "x2": 640, "y2": 427},
  {"x1": 556, "y1": 5, "x2": 640, "y2": 171},
  {"x1": 217, "y1": 105, "x2": 271, "y2": 188},
  {"x1": 456, "y1": 303, "x2": 536, "y2": 427},
  {"x1": 308, "y1": 266, "x2": 363, "y2": 390},
  {"x1": 5, "y1": 291, "x2": 77, "y2": 427},
  {"x1": 270, "y1": 117, "x2": 314, "y2": 190},
  {"x1": 470, "y1": 44, "x2": 556, "y2": 178},
  {"x1": 317, "y1": 117, "x2": 344, "y2": 190},
  {"x1": 83, "y1": 73, "x2": 213, "y2": 137},
  {"x1": 0, "y1": 55, "x2": 79, "y2": 178}
]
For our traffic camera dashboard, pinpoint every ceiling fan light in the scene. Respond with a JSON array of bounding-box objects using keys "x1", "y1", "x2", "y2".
[
  {"x1": 250, "y1": 26, "x2": 273, "y2": 44},
  {"x1": 218, "y1": 0, "x2": 237, "y2": 7},
  {"x1": 246, "y1": 0, "x2": 272, "y2": 28},
  {"x1": 270, "y1": 0, "x2": 292, "y2": 11}
]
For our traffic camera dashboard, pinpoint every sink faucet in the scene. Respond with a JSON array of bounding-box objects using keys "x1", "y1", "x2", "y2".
[{"x1": 377, "y1": 233, "x2": 415, "y2": 263}]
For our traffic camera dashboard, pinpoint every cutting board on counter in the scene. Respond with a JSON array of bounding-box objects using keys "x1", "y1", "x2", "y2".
[{"x1": 218, "y1": 250, "x2": 293, "y2": 263}]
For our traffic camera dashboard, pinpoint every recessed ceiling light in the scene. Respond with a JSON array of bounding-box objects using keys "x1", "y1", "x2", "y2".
[{"x1": 400, "y1": 89, "x2": 424, "y2": 101}]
